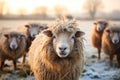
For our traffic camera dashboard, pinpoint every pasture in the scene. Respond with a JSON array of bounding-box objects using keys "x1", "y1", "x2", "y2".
[{"x1": 0, "y1": 20, "x2": 120, "y2": 80}]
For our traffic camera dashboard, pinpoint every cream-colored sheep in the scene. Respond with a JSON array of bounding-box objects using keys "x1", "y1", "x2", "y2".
[{"x1": 29, "y1": 18, "x2": 85, "y2": 80}]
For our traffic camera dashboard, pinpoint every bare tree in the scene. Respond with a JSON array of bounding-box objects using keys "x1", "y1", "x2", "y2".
[
  {"x1": 5, "y1": 8, "x2": 10, "y2": 15},
  {"x1": 18, "y1": 8, "x2": 27, "y2": 16},
  {"x1": 83, "y1": 0, "x2": 103, "y2": 19},
  {"x1": 54, "y1": 5, "x2": 68, "y2": 17},
  {"x1": 0, "y1": 0, "x2": 5, "y2": 16},
  {"x1": 34, "y1": 6, "x2": 48, "y2": 18}
]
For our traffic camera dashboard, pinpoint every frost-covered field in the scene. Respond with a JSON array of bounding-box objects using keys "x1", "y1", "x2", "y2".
[{"x1": 0, "y1": 20, "x2": 120, "y2": 80}]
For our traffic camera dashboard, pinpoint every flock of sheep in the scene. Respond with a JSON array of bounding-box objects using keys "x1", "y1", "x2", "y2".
[
  {"x1": 0, "y1": 23, "x2": 48, "y2": 71},
  {"x1": 0, "y1": 17, "x2": 120, "y2": 80},
  {"x1": 91, "y1": 19, "x2": 120, "y2": 67}
]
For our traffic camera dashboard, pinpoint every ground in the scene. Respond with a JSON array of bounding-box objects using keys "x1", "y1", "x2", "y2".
[
  {"x1": 81, "y1": 49, "x2": 120, "y2": 80},
  {"x1": 0, "y1": 20, "x2": 120, "y2": 80}
]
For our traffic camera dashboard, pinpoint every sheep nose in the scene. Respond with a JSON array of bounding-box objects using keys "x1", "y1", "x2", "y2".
[
  {"x1": 12, "y1": 45, "x2": 17, "y2": 49},
  {"x1": 12, "y1": 45, "x2": 15, "y2": 48},
  {"x1": 33, "y1": 34, "x2": 36, "y2": 37},
  {"x1": 59, "y1": 47, "x2": 67, "y2": 52},
  {"x1": 114, "y1": 40, "x2": 119, "y2": 44},
  {"x1": 98, "y1": 28, "x2": 102, "y2": 31}
]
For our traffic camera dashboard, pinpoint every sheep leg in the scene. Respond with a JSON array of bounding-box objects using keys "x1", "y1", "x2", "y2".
[
  {"x1": 22, "y1": 52, "x2": 26, "y2": 64},
  {"x1": 0, "y1": 58, "x2": 4, "y2": 71},
  {"x1": 13, "y1": 60, "x2": 17, "y2": 70},
  {"x1": 116, "y1": 54, "x2": 120, "y2": 67},
  {"x1": 109, "y1": 54, "x2": 114, "y2": 66},
  {"x1": 97, "y1": 48, "x2": 101, "y2": 60}
]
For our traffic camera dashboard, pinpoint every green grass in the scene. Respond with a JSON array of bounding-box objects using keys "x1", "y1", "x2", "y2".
[
  {"x1": 0, "y1": 70, "x2": 12, "y2": 74},
  {"x1": 113, "y1": 77, "x2": 120, "y2": 80}
]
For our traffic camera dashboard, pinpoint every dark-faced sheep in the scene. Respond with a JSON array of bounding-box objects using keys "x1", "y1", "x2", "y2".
[
  {"x1": 91, "y1": 19, "x2": 108, "y2": 60},
  {"x1": 29, "y1": 19, "x2": 85, "y2": 80},
  {"x1": 22, "y1": 23, "x2": 48, "y2": 64},
  {"x1": 0, "y1": 31, "x2": 26, "y2": 70},
  {"x1": 102, "y1": 24, "x2": 120, "y2": 66}
]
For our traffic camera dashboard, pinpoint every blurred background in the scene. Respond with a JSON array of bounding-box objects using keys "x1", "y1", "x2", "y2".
[
  {"x1": 0, "y1": 0, "x2": 120, "y2": 80},
  {"x1": 0, "y1": 0, "x2": 120, "y2": 20}
]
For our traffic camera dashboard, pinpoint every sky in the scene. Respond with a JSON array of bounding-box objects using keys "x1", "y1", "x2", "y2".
[
  {"x1": 102, "y1": 0, "x2": 120, "y2": 12},
  {"x1": 1, "y1": 0, "x2": 120, "y2": 15}
]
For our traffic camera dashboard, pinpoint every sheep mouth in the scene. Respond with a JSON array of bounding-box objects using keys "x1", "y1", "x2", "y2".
[
  {"x1": 60, "y1": 52, "x2": 66, "y2": 55},
  {"x1": 112, "y1": 40, "x2": 119, "y2": 44},
  {"x1": 97, "y1": 29, "x2": 103, "y2": 32},
  {"x1": 9, "y1": 46, "x2": 18, "y2": 51},
  {"x1": 29, "y1": 36, "x2": 36, "y2": 40},
  {"x1": 31, "y1": 35, "x2": 36, "y2": 39},
  {"x1": 58, "y1": 52, "x2": 69, "y2": 58}
]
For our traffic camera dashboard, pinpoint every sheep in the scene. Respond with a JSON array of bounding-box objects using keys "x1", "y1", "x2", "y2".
[
  {"x1": 102, "y1": 24, "x2": 120, "y2": 66},
  {"x1": 91, "y1": 19, "x2": 108, "y2": 60},
  {"x1": 22, "y1": 23, "x2": 48, "y2": 64},
  {"x1": 0, "y1": 31, "x2": 26, "y2": 70},
  {"x1": 28, "y1": 18, "x2": 85, "y2": 80},
  {"x1": 25, "y1": 23, "x2": 48, "y2": 39}
]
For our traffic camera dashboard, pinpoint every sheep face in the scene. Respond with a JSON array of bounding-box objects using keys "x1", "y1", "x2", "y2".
[
  {"x1": 43, "y1": 30, "x2": 85, "y2": 58},
  {"x1": 106, "y1": 29, "x2": 120, "y2": 44},
  {"x1": 4, "y1": 33, "x2": 25, "y2": 50},
  {"x1": 25, "y1": 24, "x2": 48, "y2": 39},
  {"x1": 94, "y1": 21, "x2": 108, "y2": 32}
]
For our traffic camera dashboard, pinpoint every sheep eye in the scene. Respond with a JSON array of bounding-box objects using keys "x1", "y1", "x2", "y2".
[
  {"x1": 53, "y1": 35, "x2": 56, "y2": 39},
  {"x1": 72, "y1": 36, "x2": 75, "y2": 39}
]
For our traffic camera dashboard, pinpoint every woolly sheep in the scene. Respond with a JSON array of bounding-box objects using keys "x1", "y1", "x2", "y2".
[
  {"x1": 22, "y1": 23, "x2": 48, "y2": 64},
  {"x1": 0, "y1": 31, "x2": 26, "y2": 70},
  {"x1": 91, "y1": 19, "x2": 108, "y2": 60},
  {"x1": 29, "y1": 18, "x2": 85, "y2": 80},
  {"x1": 102, "y1": 24, "x2": 120, "y2": 66}
]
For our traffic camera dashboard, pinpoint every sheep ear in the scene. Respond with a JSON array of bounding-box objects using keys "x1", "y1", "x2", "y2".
[
  {"x1": 106, "y1": 29, "x2": 110, "y2": 33},
  {"x1": 25, "y1": 24, "x2": 29, "y2": 28},
  {"x1": 4, "y1": 34, "x2": 9, "y2": 38},
  {"x1": 75, "y1": 31, "x2": 85, "y2": 37},
  {"x1": 44, "y1": 26, "x2": 48, "y2": 29},
  {"x1": 94, "y1": 22, "x2": 97, "y2": 25},
  {"x1": 43, "y1": 30, "x2": 53, "y2": 37},
  {"x1": 105, "y1": 22, "x2": 108, "y2": 26}
]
